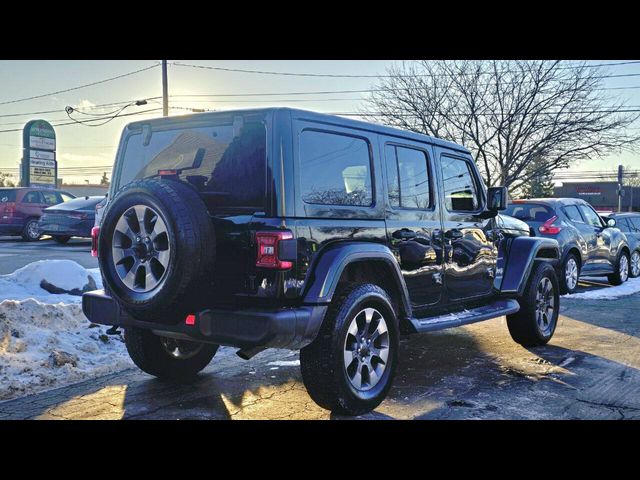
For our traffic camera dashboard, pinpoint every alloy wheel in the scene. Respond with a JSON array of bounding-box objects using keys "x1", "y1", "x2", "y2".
[
  {"x1": 565, "y1": 257, "x2": 578, "y2": 291},
  {"x1": 343, "y1": 307, "x2": 390, "y2": 391},
  {"x1": 160, "y1": 337, "x2": 203, "y2": 360},
  {"x1": 619, "y1": 254, "x2": 629, "y2": 282},
  {"x1": 631, "y1": 252, "x2": 640, "y2": 278},
  {"x1": 112, "y1": 205, "x2": 171, "y2": 292},
  {"x1": 535, "y1": 277, "x2": 556, "y2": 335}
]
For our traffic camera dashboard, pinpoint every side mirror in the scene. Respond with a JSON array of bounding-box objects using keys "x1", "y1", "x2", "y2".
[
  {"x1": 487, "y1": 186, "x2": 508, "y2": 212},
  {"x1": 607, "y1": 218, "x2": 616, "y2": 228}
]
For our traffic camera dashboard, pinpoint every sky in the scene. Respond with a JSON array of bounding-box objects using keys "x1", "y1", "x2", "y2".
[{"x1": 0, "y1": 60, "x2": 638, "y2": 185}]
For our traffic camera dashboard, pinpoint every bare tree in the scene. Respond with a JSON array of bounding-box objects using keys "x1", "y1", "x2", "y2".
[{"x1": 363, "y1": 61, "x2": 640, "y2": 192}]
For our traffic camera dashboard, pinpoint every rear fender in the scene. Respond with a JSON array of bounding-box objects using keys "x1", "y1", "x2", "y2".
[
  {"x1": 496, "y1": 237, "x2": 560, "y2": 296},
  {"x1": 302, "y1": 242, "x2": 412, "y2": 319}
]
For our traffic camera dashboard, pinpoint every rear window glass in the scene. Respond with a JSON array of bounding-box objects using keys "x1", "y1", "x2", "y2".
[
  {"x1": 299, "y1": 130, "x2": 373, "y2": 207},
  {"x1": 118, "y1": 121, "x2": 267, "y2": 208},
  {"x1": 0, "y1": 189, "x2": 16, "y2": 202},
  {"x1": 504, "y1": 203, "x2": 554, "y2": 222},
  {"x1": 630, "y1": 217, "x2": 640, "y2": 232}
]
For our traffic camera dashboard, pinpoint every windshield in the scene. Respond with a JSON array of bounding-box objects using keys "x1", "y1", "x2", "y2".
[{"x1": 117, "y1": 120, "x2": 267, "y2": 209}]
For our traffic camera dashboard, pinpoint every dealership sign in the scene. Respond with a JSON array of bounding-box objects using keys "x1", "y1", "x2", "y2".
[{"x1": 20, "y1": 120, "x2": 57, "y2": 188}]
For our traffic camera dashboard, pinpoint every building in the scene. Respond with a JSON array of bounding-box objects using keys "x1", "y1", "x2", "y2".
[{"x1": 553, "y1": 181, "x2": 640, "y2": 212}]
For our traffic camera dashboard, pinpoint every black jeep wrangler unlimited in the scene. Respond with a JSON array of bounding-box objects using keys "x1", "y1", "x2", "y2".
[{"x1": 83, "y1": 108, "x2": 561, "y2": 415}]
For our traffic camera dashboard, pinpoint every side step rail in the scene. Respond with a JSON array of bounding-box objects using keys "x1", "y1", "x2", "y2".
[{"x1": 409, "y1": 299, "x2": 520, "y2": 333}]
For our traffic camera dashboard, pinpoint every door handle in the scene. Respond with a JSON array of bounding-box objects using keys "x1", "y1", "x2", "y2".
[
  {"x1": 445, "y1": 229, "x2": 463, "y2": 240},
  {"x1": 393, "y1": 229, "x2": 417, "y2": 240}
]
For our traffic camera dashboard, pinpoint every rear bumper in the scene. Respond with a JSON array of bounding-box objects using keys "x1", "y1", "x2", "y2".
[{"x1": 82, "y1": 290, "x2": 328, "y2": 350}]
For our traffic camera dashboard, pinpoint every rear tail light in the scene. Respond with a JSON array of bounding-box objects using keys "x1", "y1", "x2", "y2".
[
  {"x1": 91, "y1": 226, "x2": 100, "y2": 257},
  {"x1": 539, "y1": 216, "x2": 562, "y2": 235},
  {"x1": 255, "y1": 230, "x2": 294, "y2": 270}
]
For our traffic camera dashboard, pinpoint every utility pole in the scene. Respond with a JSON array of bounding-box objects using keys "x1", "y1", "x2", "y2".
[
  {"x1": 162, "y1": 60, "x2": 168, "y2": 117},
  {"x1": 618, "y1": 164, "x2": 624, "y2": 213}
]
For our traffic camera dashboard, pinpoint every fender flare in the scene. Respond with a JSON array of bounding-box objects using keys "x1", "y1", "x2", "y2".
[
  {"x1": 302, "y1": 242, "x2": 412, "y2": 319},
  {"x1": 496, "y1": 236, "x2": 560, "y2": 297}
]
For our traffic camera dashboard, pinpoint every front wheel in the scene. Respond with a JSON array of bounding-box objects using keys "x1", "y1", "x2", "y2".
[
  {"x1": 124, "y1": 327, "x2": 218, "y2": 381},
  {"x1": 507, "y1": 262, "x2": 559, "y2": 347},
  {"x1": 300, "y1": 283, "x2": 399, "y2": 416},
  {"x1": 608, "y1": 251, "x2": 630, "y2": 286}
]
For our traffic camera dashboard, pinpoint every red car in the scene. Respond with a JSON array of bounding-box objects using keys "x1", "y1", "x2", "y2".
[{"x1": 0, "y1": 187, "x2": 75, "y2": 241}]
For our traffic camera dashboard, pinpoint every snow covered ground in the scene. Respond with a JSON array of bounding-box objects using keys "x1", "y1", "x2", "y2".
[
  {"x1": 563, "y1": 276, "x2": 640, "y2": 300},
  {"x1": 0, "y1": 260, "x2": 131, "y2": 401}
]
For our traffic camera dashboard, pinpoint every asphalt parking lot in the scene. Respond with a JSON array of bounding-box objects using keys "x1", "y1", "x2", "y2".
[
  {"x1": 1, "y1": 277, "x2": 638, "y2": 420},
  {"x1": 0, "y1": 236, "x2": 97, "y2": 274}
]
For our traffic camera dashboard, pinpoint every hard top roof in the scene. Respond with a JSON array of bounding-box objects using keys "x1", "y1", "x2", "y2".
[{"x1": 125, "y1": 107, "x2": 471, "y2": 155}]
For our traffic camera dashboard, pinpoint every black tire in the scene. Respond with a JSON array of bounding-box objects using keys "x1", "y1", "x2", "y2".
[
  {"x1": 124, "y1": 327, "x2": 218, "y2": 381},
  {"x1": 630, "y1": 250, "x2": 640, "y2": 279},
  {"x1": 507, "y1": 262, "x2": 560, "y2": 347},
  {"x1": 608, "y1": 250, "x2": 630, "y2": 286},
  {"x1": 98, "y1": 179, "x2": 215, "y2": 321},
  {"x1": 300, "y1": 283, "x2": 399, "y2": 416},
  {"x1": 558, "y1": 252, "x2": 580, "y2": 295},
  {"x1": 21, "y1": 218, "x2": 41, "y2": 242},
  {"x1": 53, "y1": 235, "x2": 71, "y2": 244}
]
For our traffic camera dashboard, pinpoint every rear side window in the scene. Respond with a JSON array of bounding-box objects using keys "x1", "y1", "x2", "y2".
[
  {"x1": 504, "y1": 203, "x2": 554, "y2": 222},
  {"x1": 578, "y1": 204, "x2": 603, "y2": 227},
  {"x1": 563, "y1": 205, "x2": 584, "y2": 223},
  {"x1": 385, "y1": 145, "x2": 431, "y2": 209},
  {"x1": 299, "y1": 130, "x2": 373, "y2": 207},
  {"x1": 23, "y1": 191, "x2": 42, "y2": 204},
  {"x1": 441, "y1": 156, "x2": 480, "y2": 212},
  {"x1": 616, "y1": 217, "x2": 632, "y2": 233},
  {"x1": 0, "y1": 190, "x2": 16, "y2": 202},
  {"x1": 118, "y1": 121, "x2": 267, "y2": 208}
]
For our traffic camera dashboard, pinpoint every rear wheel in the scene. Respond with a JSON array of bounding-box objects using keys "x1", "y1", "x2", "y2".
[
  {"x1": 630, "y1": 251, "x2": 640, "y2": 278},
  {"x1": 124, "y1": 327, "x2": 218, "y2": 381},
  {"x1": 608, "y1": 251, "x2": 630, "y2": 285},
  {"x1": 21, "y1": 218, "x2": 41, "y2": 242},
  {"x1": 507, "y1": 262, "x2": 559, "y2": 347},
  {"x1": 53, "y1": 235, "x2": 71, "y2": 244},
  {"x1": 558, "y1": 253, "x2": 580, "y2": 294},
  {"x1": 300, "y1": 284, "x2": 399, "y2": 416}
]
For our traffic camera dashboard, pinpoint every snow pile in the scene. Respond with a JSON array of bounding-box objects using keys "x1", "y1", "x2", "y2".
[
  {"x1": 0, "y1": 261, "x2": 131, "y2": 401},
  {"x1": 0, "y1": 260, "x2": 103, "y2": 303},
  {"x1": 564, "y1": 276, "x2": 640, "y2": 300}
]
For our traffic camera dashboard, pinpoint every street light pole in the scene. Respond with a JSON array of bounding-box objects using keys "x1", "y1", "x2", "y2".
[{"x1": 162, "y1": 60, "x2": 168, "y2": 117}]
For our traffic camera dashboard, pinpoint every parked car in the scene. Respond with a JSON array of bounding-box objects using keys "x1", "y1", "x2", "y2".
[
  {"x1": 0, "y1": 187, "x2": 75, "y2": 241},
  {"x1": 83, "y1": 108, "x2": 561, "y2": 415},
  {"x1": 38, "y1": 195, "x2": 104, "y2": 244},
  {"x1": 504, "y1": 198, "x2": 631, "y2": 294},
  {"x1": 603, "y1": 213, "x2": 640, "y2": 278}
]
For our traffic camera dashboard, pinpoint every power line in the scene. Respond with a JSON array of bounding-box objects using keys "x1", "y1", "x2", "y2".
[
  {"x1": 0, "y1": 64, "x2": 160, "y2": 107},
  {"x1": 172, "y1": 60, "x2": 640, "y2": 79},
  {"x1": 164, "y1": 84, "x2": 640, "y2": 100},
  {"x1": 0, "y1": 108, "x2": 162, "y2": 134}
]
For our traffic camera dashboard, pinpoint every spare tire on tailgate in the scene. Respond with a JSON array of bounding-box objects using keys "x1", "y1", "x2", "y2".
[{"x1": 98, "y1": 178, "x2": 215, "y2": 322}]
